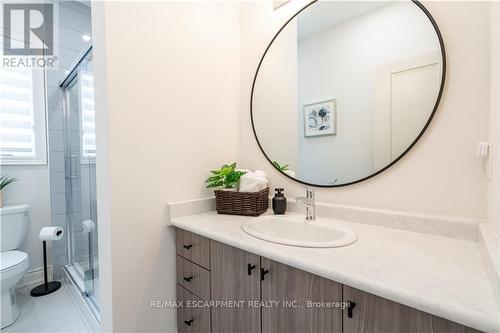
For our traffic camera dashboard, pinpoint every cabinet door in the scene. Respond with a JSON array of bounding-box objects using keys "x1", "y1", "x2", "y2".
[
  {"x1": 210, "y1": 240, "x2": 261, "y2": 333},
  {"x1": 177, "y1": 285, "x2": 211, "y2": 333},
  {"x1": 261, "y1": 258, "x2": 343, "y2": 333},
  {"x1": 343, "y1": 286, "x2": 482, "y2": 333}
]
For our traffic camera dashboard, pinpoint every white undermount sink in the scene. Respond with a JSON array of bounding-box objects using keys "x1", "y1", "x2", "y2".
[{"x1": 241, "y1": 214, "x2": 358, "y2": 248}]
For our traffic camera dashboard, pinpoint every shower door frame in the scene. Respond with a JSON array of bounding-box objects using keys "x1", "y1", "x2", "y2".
[{"x1": 59, "y1": 45, "x2": 100, "y2": 323}]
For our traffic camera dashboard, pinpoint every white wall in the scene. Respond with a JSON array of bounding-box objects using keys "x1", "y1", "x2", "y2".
[
  {"x1": 92, "y1": 2, "x2": 240, "y2": 331},
  {"x1": 240, "y1": 0, "x2": 491, "y2": 219},
  {"x1": 297, "y1": 2, "x2": 440, "y2": 184}
]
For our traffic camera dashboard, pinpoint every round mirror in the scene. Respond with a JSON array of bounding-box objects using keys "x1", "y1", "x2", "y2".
[{"x1": 251, "y1": 0, "x2": 445, "y2": 187}]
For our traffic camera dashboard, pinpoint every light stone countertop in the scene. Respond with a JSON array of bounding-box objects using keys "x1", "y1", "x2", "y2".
[{"x1": 170, "y1": 210, "x2": 499, "y2": 333}]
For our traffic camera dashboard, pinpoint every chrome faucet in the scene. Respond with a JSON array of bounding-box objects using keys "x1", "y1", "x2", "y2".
[{"x1": 296, "y1": 188, "x2": 315, "y2": 221}]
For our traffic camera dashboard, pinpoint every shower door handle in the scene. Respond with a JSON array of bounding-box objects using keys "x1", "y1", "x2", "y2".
[{"x1": 65, "y1": 155, "x2": 78, "y2": 180}]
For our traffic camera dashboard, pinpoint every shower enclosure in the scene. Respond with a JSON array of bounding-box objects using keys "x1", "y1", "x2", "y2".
[{"x1": 59, "y1": 46, "x2": 100, "y2": 320}]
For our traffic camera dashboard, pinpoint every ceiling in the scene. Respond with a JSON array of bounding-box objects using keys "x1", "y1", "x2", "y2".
[{"x1": 297, "y1": 1, "x2": 392, "y2": 41}]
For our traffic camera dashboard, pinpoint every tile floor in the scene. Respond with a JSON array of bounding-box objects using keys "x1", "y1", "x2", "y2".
[{"x1": 2, "y1": 284, "x2": 90, "y2": 333}]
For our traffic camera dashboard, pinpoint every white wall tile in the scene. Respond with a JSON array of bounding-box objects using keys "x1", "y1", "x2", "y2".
[
  {"x1": 50, "y1": 193, "x2": 66, "y2": 215},
  {"x1": 49, "y1": 151, "x2": 65, "y2": 172},
  {"x1": 48, "y1": 108, "x2": 64, "y2": 131},
  {"x1": 57, "y1": 0, "x2": 91, "y2": 17},
  {"x1": 69, "y1": 117, "x2": 80, "y2": 132},
  {"x1": 51, "y1": 213, "x2": 68, "y2": 258},
  {"x1": 57, "y1": 25, "x2": 91, "y2": 52},
  {"x1": 46, "y1": 68, "x2": 67, "y2": 89},
  {"x1": 57, "y1": 46, "x2": 81, "y2": 71},
  {"x1": 49, "y1": 130, "x2": 64, "y2": 152},
  {"x1": 70, "y1": 212, "x2": 83, "y2": 232},
  {"x1": 57, "y1": 3, "x2": 91, "y2": 32},
  {"x1": 52, "y1": 254, "x2": 67, "y2": 279},
  {"x1": 52, "y1": 213, "x2": 66, "y2": 227},
  {"x1": 52, "y1": 233, "x2": 67, "y2": 257},
  {"x1": 69, "y1": 132, "x2": 80, "y2": 152},
  {"x1": 70, "y1": 178, "x2": 81, "y2": 193},
  {"x1": 47, "y1": 86, "x2": 64, "y2": 110},
  {"x1": 50, "y1": 172, "x2": 66, "y2": 194},
  {"x1": 70, "y1": 191, "x2": 82, "y2": 213}
]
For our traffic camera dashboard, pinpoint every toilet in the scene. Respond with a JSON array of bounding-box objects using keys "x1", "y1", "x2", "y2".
[{"x1": 0, "y1": 205, "x2": 30, "y2": 329}]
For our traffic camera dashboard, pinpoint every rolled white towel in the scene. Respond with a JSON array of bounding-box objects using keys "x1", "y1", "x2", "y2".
[
  {"x1": 239, "y1": 171, "x2": 268, "y2": 192},
  {"x1": 253, "y1": 170, "x2": 267, "y2": 179}
]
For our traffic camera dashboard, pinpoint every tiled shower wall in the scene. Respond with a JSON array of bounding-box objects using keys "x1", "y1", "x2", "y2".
[{"x1": 47, "y1": 0, "x2": 91, "y2": 278}]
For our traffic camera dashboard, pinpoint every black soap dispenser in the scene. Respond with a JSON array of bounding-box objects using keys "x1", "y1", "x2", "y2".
[{"x1": 272, "y1": 188, "x2": 287, "y2": 215}]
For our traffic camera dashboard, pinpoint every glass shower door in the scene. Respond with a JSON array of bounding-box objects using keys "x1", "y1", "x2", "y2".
[{"x1": 63, "y1": 49, "x2": 99, "y2": 313}]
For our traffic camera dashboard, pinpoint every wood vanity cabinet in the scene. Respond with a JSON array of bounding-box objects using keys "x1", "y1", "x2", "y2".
[
  {"x1": 210, "y1": 240, "x2": 261, "y2": 333},
  {"x1": 175, "y1": 229, "x2": 482, "y2": 333},
  {"x1": 342, "y1": 286, "x2": 481, "y2": 333},
  {"x1": 261, "y1": 258, "x2": 343, "y2": 333}
]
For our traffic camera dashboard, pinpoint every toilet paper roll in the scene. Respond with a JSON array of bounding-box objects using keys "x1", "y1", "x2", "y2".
[
  {"x1": 82, "y1": 220, "x2": 95, "y2": 234},
  {"x1": 39, "y1": 227, "x2": 64, "y2": 241}
]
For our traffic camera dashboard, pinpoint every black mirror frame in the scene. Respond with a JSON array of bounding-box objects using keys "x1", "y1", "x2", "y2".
[{"x1": 250, "y1": 0, "x2": 446, "y2": 188}]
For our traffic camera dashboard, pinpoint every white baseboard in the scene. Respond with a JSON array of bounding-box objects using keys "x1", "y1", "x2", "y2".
[{"x1": 16, "y1": 266, "x2": 53, "y2": 290}]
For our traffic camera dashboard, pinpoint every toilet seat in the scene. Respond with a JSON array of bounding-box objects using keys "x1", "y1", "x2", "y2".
[{"x1": 1, "y1": 251, "x2": 29, "y2": 273}]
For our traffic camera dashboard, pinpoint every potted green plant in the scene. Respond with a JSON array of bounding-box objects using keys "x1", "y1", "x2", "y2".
[
  {"x1": 0, "y1": 176, "x2": 18, "y2": 208},
  {"x1": 272, "y1": 161, "x2": 289, "y2": 172},
  {"x1": 206, "y1": 163, "x2": 269, "y2": 216},
  {"x1": 205, "y1": 163, "x2": 246, "y2": 190},
  {"x1": 273, "y1": 161, "x2": 295, "y2": 178}
]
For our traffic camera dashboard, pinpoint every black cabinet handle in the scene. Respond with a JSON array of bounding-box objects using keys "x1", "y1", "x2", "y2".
[
  {"x1": 347, "y1": 301, "x2": 356, "y2": 318},
  {"x1": 183, "y1": 276, "x2": 193, "y2": 282},
  {"x1": 184, "y1": 319, "x2": 194, "y2": 326},
  {"x1": 183, "y1": 244, "x2": 192, "y2": 250},
  {"x1": 260, "y1": 268, "x2": 270, "y2": 281},
  {"x1": 247, "y1": 263, "x2": 256, "y2": 276}
]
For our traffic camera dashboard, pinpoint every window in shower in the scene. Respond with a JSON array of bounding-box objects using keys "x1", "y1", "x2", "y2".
[{"x1": 61, "y1": 48, "x2": 100, "y2": 318}]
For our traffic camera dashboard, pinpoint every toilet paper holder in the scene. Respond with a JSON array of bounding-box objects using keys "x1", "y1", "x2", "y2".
[{"x1": 31, "y1": 227, "x2": 64, "y2": 297}]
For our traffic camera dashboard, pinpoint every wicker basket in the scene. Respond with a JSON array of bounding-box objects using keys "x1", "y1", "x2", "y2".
[{"x1": 214, "y1": 187, "x2": 269, "y2": 216}]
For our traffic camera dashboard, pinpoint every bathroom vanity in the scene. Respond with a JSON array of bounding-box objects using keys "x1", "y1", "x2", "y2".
[
  {"x1": 170, "y1": 0, "x2": 498, "y2": 332},
  {"x1": 175, "y1": 227, "x2": 482, "y2": 333},
  {"x1": 170, "y1": 207, "x2": 497, "y2": 333}
]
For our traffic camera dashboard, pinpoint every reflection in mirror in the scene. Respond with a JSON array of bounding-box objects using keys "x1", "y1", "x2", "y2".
[{"x1": 252, "y1": 0, "x2": 444, "y2": 186}]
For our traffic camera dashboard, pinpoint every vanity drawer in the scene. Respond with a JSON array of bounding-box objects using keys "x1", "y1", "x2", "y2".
[
  {"x1": 176, "y1": 228, "x2": 210, "y2": 269},
  {"x1": 177, "y1": 256, "x2": 211, "y2": 300},
  {"x1": 177, "y1": 285, "x2": 211, "y2": 333}
]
